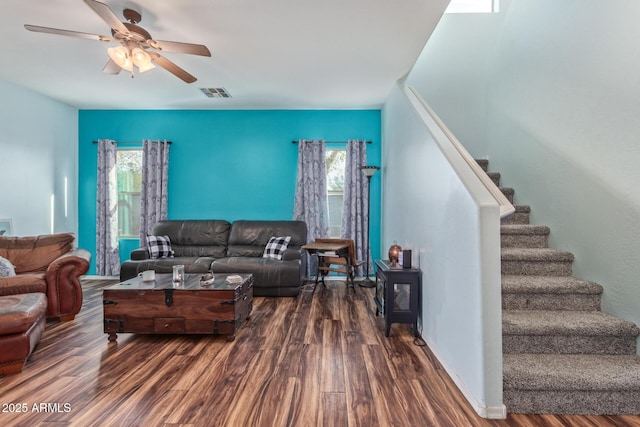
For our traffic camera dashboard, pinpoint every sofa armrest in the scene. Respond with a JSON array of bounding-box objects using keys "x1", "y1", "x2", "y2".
[
  {"x1": 131, "y1": 248, "x2": 150, "y2": 261},
  {"x1": 44, "y1": 248, "x2": 91, "y2": 321},
  {"x1": 282, "y1": 246, "x2": 306, "y2": 283},
  {"x1": 282, "y1": 246, "x2": 303, "y2": 261}
]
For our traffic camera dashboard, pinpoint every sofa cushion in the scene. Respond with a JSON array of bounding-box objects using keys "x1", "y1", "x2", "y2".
[
  {"x1": 120, "y1": 257, "x2": 215, "y2": 280},
  {"x1": 0, "y1": 233, "x2": 74, "y2": 274},
  {"x1": 0, "y1": 274, "x2": 47, "y2": 296},
  {"x1": 263, "y1": 236, "x2": 291, "y2": 260},
  {"x1": 146, "y1": 235, "x2": 174, "y2": 259},
  {"x1": 0, "y1": 256, "x2": 15, "y2": 277},
  {"x1": 0, "y1": 293, "x2": 47, "y2": 335},
  {"x1": 228, "y1": 220, "x2": 306, "y2": 257},
  {"x1": 211, "y1": 257, "x2": 302, "y2": 296},
  {"x1": 152, "y1": 220, "x2": 231, "y2": 258}
]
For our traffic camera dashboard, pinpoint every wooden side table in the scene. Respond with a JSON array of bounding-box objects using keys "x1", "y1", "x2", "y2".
[
  {"x1": 302, "y1": 241, "x2": 353, "y2": 290},
  {"x1": 374, "y1": 259, "x2": 421, "y2": 337}
]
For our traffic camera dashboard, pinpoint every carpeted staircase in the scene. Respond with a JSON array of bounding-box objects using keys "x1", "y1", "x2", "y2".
[{"x1": 477, "y1": 159, "x2": 640, "y2": 415}]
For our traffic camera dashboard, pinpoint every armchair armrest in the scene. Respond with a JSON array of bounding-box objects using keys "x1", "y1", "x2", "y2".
[{"x1": 44, "y1": 248, "x2": 91, "y2": 321}]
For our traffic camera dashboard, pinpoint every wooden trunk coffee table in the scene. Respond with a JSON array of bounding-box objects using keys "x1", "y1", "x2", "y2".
[{"x1": 103, "y1": 273, "x2": 253, "y2": 342}]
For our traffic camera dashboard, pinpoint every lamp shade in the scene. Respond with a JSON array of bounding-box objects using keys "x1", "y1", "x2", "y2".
[
  {"x1": 360, "y1": 165, "x2": 380, "y2": 178},
  {"x1": 107, "y1": 46, "x2": 133, "y2": 72},
  {"x1": 131, "y1": 47, "x2": 155, "y2": 73}
]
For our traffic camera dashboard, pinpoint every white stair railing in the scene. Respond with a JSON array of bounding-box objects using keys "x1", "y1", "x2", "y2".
[{"x1": 405, "y1": 85, "x2": 515, "y2": 218}]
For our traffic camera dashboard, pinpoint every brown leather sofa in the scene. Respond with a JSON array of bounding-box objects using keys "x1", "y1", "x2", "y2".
[
  {"x1": 0, "y1": 233, "x2": 90, "y2": 374},
  {"x1": 0, "y1": 293, "x2": 47, "y2": 374},
  {"x1": 0, "y1": 233, "x2": 91, "y2": 321}
]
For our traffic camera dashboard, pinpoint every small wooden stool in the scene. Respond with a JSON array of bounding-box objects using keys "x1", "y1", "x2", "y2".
[{"x1": 0, "y1": 293, "x2": 47, "y2": 374}]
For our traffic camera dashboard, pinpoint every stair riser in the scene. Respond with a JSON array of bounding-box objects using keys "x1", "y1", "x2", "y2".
[
  {"x1": 501, "y1": 235, "x2": 548, "y2": 248},
  {"x1": 503, "y1": 335, "x2": 638, "y2": 355},
  {"x1": 504, "y1": 390, "x2": 640, "y2": 415},
  {"x1": 502, "y1": 294, "x2": 601, "y2": 311},
  {"x1": 501, "y1": 261, "x2": 572, "y2": 276},
  {"x1": 501, "y1": 213, "x2": 530, "y2": 225}
]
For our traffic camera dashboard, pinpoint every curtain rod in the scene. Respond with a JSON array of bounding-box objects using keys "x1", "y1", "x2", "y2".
[
  {"x1": 92, "y1": 140, "x2": 172, "y2": 144},
  {"x1": 291, "y1": 140, "x2": 371, "y2": 144}
]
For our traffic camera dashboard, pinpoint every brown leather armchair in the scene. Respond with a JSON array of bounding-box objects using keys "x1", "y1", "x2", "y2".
[{"x1": 0, "y1": 233, "x2": 91, "y2": 321}]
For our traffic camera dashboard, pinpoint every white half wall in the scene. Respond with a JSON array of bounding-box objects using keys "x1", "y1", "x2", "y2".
[
  {"x1": 407, "y1": 0, "x2": 640, "y2": 352},
  {"x1": 382, "y1": 84, "x2": 504, "y2": 418},
  {"x1": 0, "y1": 79, "x2": 78, "y2": 237}
]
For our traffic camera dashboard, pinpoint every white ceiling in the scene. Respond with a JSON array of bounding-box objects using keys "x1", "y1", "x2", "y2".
[{"x1": 0, "y1": 0, "x2": 447, "y2": 110}]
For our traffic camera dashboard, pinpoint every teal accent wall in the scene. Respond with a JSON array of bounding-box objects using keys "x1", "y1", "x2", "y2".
[{"x1": 79, "y1": 110, "x2": 381, "y2": 274}]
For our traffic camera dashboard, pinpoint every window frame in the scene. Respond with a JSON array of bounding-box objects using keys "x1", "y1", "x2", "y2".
[
  {"x1": 116, "y1": 148, "x2": 143, "y2": 239},
  {"x1": 325, "y1": 148, "x2": 346, "y2": 239},
  {"x1": 445, "y1": 0, "x2": 499, "y2": 14}
]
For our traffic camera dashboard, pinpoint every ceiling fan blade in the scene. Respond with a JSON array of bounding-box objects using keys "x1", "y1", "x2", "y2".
[
  {"x1": 148, "y1": 40, "x2": 211, "y2": 57},
  {"x1": 24, "y1": 24, "x2": 113, "y2": 42},
  {"x1": 102, "y1": 59, "x2": 121, "y2": 74},
  {"x1": 149, "y1": 52, "x2": 197, "y2": 83},
  {"x1": 84, "y1": 0, "x2": 130, "y2": 37}
]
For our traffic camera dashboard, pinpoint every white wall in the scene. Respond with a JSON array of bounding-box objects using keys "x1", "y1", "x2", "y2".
[
  {"x1": 382, "y1": 84, "x2": 504, "y2": 417},
  {"x1": 0, "y1": 80, "x2": 78, "y2": 237},
  {"x1": 408, "y1": 0, "x2": 640, "y2": 352}
]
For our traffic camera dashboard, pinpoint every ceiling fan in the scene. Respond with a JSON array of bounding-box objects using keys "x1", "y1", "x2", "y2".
[{"x1": 24, "y1": 0, "x2": 211, "y2": 83}]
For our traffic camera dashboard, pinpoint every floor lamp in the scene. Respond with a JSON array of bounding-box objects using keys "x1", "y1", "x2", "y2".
[{"x1": 359, "y1": 165, "x2": 379, "y2": 287}]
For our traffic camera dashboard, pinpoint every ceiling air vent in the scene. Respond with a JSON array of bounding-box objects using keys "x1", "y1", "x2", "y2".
[{"x1": 200, "y1": 87, "x2": 231, "y2": 98}]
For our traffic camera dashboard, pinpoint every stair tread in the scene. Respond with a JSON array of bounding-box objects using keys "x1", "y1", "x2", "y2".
[
  {"x1": 476, "y1": 159, "x2": 488, "y2": 171},
  {"x1": 501, "y1": 224, "x2": 550, "y2": 235},
  {"x1": 504, "y1": 353, "x2": 640, "y2": 391},
  {"x1": 502, "y1": 275, "x2": 603, "y2": 294},
  {"x1": 484, "y1": 157, "x2": 640, "y2": 414},
  {"x1": 513, "y1": 205, "x2": 531, "y2": 213},
  {"x1": 503, "y1": 310, "x2": 640, "y2": 336},
  {"x1": 502, "y1": 248, "x2": 574, "y2": 261}
]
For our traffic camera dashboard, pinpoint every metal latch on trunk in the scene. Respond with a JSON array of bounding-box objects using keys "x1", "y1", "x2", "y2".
[{"x1": 164, "y1": 289, "x2": 173, "y2": 307}]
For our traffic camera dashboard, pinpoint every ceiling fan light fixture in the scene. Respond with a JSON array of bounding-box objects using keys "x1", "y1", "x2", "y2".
[
  {"x1": 131, "y1": 47, "x2": 154, "y2": 72},
  {"x1": 107, "y1": 45, "x2": 133, "y2": 72},
  {"x1": 137, "y1": 61, "x2": 156, "y2": 73},
  {"x1": 25, "y1": 0, "x2": 211, "y2": 83}
]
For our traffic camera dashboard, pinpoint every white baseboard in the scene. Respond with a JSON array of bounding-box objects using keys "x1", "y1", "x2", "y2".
[{"x1": 423, "y1": 335, "x2": 506, "y2": 419}]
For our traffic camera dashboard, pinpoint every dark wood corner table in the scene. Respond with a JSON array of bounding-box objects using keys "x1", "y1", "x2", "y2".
[{"x1": 374, "y1": 260, "x2": 421, "y2": 337}]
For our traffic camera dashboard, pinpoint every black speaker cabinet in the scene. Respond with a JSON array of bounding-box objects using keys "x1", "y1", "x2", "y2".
[{"x1": 374, "y1": 259, "x2": 421, "y2": 337}]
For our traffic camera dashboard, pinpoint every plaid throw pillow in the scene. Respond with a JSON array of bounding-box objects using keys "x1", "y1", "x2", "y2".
[
  {"x1": 146, "y1": 235, "x2": 175, "y2": 259},
  {"x1": 263, "y1": 236, "x2": 291, "y2": 260}
]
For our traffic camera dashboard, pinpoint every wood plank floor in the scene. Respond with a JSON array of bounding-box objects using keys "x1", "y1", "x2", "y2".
[{"x1": 1, "y1": 278, "x2": 639, "y2": 426}]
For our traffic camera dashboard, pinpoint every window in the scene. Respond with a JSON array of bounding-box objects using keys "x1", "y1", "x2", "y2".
[
  {"x1": 445, "y1": 0, "x2": 498, "y2": 13},
  {"x1": 326, "y1": 149, "x2": 346, "y2": 238},
  {"x1": 116, "y1": 149, "x2": 142, "y2": 238}
]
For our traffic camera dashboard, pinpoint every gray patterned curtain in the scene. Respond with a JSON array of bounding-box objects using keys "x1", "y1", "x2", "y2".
[
  {"x1": 139, "y1": 139, "x2": 170, "y2": 246},
  {"x1": 341, "y1": 139, "x2": 369, "y2": 276},
  {"x1": 96, "y1": 139, "x2": 120, "y2": 276},
  {"x1": 293, "y1": 139, "x2": 329, "y2": 276}
]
